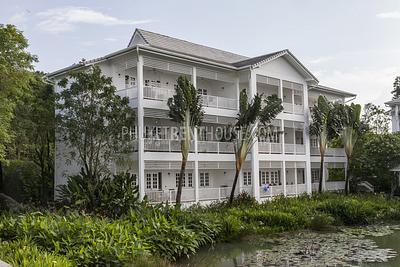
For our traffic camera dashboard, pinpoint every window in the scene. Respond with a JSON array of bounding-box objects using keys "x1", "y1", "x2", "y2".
[
  {"x1": 197, "y1": 88, "x2": 207, "y2": 95},
  {"x1": 297, "y1": 168, "x2": 305, "y2": 184},
  {"x1": 187, "y1": 173, "x2": 193, "y2": 187},
  {"x1": 125, "y1": 75, "x2": 136, "y2": 88},
  {"x1": 243, "y1": 172, "x2": 252, "y2": 186},
  {"x1": 310, "y1": 138, "x2": 318, "y2": 148},
  {"x1": 176, "y1": 173, "x2": 186, "y2": 187},
  {"x1": 146, "y1": 173, "x2": 159, "y2": 189},
  {"x1": 311, "y1": 169, "x2": 320, "y2": 183},
  {"x1": 295, "y1": 131, "x2": 304, "y2": 144},
  {"x1": 200, "y1": 172, "x2": 210, "y2": 187},
  {"x1": 144, "y1": 79, "x2": 150, "y2": 86},
  {"x1": 270, "y1": 170, "x2": 281, "y2": 185},
  {"x1": 260, "y1": 171, "x2": 269, "y2": 185}
]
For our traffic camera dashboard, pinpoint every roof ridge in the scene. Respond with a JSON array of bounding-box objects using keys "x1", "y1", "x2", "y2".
[{"x1": 136, "y1": 28, "x2": 249, "y2": 59}]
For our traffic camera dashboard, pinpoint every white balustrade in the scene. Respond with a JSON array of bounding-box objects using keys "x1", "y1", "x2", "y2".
[
  {"x1": 297, "y1": 184, "x2": 307, "y2": 194},
  {"x1": 116, "y1": 86, "x2": 138, "y2": 99},
  {"x1": 258, "y1": 142, "x2": 283, "y2": 154},
  {"x1": 202, "y1": 95, "x2": 237, "y2": 110},
  {"x1": 286, "y1": 184, "x2": 297, "y2": 195},
  {"x1": 284, "y1": 144, "x2": 306, "y2": 155},
  {"x1": 326, "y1": 181, "x2": 345, "y2": 191},
  {"x1": 283, "y1": 102, "x2": 304, "y2": 115},
  {"x1": 143, "y1": 86, "x2": 174, "y2": 101},
  {"x1": 198, "y1": 187, "x2": 232, "y2": 201}
]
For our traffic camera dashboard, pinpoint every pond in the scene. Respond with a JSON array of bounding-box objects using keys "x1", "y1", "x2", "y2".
[{"x1": 178, "y1": 226, "x2": 400, "y2": 267}]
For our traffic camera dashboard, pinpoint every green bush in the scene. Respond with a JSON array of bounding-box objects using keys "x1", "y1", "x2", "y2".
[
  {"x1": 317, "y1": 198, "x2": 377, "y2": 225},
  {"x1": 58, "y1": 171, "x2": 139, "y2": 217},
  {"x1": 309, "y1": 213, "x2": 335, "y2": 231},
  {"x1": 0, "y1": 238, "x2": 74, "y2": 267}
]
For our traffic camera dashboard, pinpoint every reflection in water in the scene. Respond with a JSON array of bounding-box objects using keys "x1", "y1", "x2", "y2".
[{"x1": 178, "y1": 227, "x2": 400, "y2": 267}]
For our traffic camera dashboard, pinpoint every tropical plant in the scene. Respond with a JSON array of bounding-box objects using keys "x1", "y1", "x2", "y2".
[
  {"x1": 309, "y1": 96, "x2": 337, "y2": 192},
  {"x1": 0, "y1": 24, "x2": 37, "y2": 189},
  {"x1": 228, "y1": 89, "x2": 283, "y2": 204},
  {"x1": 333, "y1": 103, "x2": 363, "y2": 194},
  {"x1": 58, "y1": 171, "x2": 139, "y2": 216},
  {"x1": 167, "y1": 76, "x2": 203, "y2": 205},
  {"x1": 56, "y1": 66, "x2": 135, "y2": 186}
]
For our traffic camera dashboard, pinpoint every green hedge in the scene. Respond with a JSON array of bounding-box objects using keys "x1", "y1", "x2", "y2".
[{"x1": 1, "y1": 193, "x2": 400, "y2": 265}]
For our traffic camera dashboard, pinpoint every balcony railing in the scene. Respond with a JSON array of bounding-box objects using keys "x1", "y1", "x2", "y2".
[
  {"x1": 258, "y1": 142, "x2": 282, "y2": 154},
  {"x1": 145, "y1": 187, "x2": 232, "y2": 202},
  {"x1": 143, "y1": 139, "x2": 194, "y2": 152},
  {"x1": 142, "y1": 86, "x2": 237, "y2": 110},
  {"x1": 116, "y1": 86, "x2": 137, "y2": 99},
  {"x1": 143, "y1": 86, "x2": 174, "y2": 101},
  {"x1": 201, "y1": 95, "x2": 237, "y2": 110},
  {"x1": 259, "y1": 185, "x2": 284, "y2": 197},
  {"x1": 284, "y1": 144, "x2": 306, "y2": 155},
  {"x1": 197, "y1": 141, "x2": 234, "y2": 154},
  {"x1": 310, "y1": 147, "x2": 346, "y2": 157},
  {"x1": 283, "y1": 102, "x2": 304, "y2": 115}
]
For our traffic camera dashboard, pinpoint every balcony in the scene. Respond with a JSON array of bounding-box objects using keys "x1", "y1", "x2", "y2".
[
  {"x1": 284, "y1": 144, "x2": 306, "y2": 155},
  {"x1": 116, "y1": 86, "x2": 138, "y2": 99},
  {"x1": 198, "y1": 141, "x2": 234, "y2": 154},
  {"x1": 145, "y1": 186, "x2": 232, "y2": 203},
  {"x1": 143, "y1": 85, "x2": 237, "y2": 110},
  {"x1": 283, "y1": 102, "x2": 304, "y2": 115},
  {"x1": 201, "y1": 95, "x2": 237, "y2": 110},
  {"x1": 310, "y1": 147, "x2": 346, "y2": 157},
  {"x1": 144, "y1": 138, "x2": 194, "y2": 152},
  {"x1": 258, "y1": 142, "x2": 282, "y2": 154}
]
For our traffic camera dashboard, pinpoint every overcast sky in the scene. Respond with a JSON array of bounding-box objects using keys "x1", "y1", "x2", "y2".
[{"x1": 2, "y1": 0, "x2": 400, "y2": 106}]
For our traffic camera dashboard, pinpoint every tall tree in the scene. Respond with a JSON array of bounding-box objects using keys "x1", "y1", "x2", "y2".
[
  {"x1": 391, "y1": 76, "x2": 400, "y2": 100},
  {"x1": 8, "y1": 73, "x2": 55, "y2": 203},
  {"x1": 334, "y1": 103, "x2": 363, "y2": 194},
  {"x1": 361, "y1": 103, "x2": 390, "y2": 134},
  {"x1": 228, "y1": 89, "x2": 283, "y2": 204},
  {"x1": 167, "y1": 76, "x2": 203, "y2": 205},
  {"x1": 56, "y1": 66, "x2": 135, "y2": 185},
  {"x1": 309, "y1": 96, "x2": 337, "y2": 193},
  {"x1": 0, "y1": 24, "x2": 37, "y2": 189}
]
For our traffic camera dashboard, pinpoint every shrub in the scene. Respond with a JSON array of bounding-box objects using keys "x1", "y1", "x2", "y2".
[
  {"x1": 317, "y1": 198, "x2": 377, "y2": 225},
  {"x1": 57, "y1": 171, "x2": 139, "y2": 216},
  {"x1": 309, "y1": 213, "x2": 335, "y2": 231},
  {"x1": 0, "y1": 238, "x2": 74, "y2": 267}
]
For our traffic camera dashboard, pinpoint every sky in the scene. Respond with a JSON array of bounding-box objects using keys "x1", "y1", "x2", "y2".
[{"x1": 2, "y1": 0, "x2": 400, "y2": 106}]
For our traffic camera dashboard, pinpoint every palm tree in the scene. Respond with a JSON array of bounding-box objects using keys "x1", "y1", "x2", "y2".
[
  {"x1": 309, "y1": 96, "x2": 337, "y2": 193},
  {"x1": 228, "y1": 89, "x2": 283, "y2": 204},
  {"x1": 167, "y1": 76, "x2": 203, "y2": 205},
  {"x1": 334, "y1": 103, "x2": 362, "y2": 194}
]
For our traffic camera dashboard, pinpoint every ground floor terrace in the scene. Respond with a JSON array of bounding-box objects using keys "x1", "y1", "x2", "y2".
[{"x1": 135, "y1": 160, "x2": 346, "y2": 204}]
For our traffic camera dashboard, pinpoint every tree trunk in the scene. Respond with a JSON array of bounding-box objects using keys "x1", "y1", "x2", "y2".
[
  {"x1": 175, "y1": 158, "x2": 187, "y2": 206},
  {"x1": 345, "y1": 157, "x2": 351, "y2": 195},
  {"x1": 229, "y1": 168, "x2": 240, "y2": 205},
  {"x1": 318, "y1": 154, "x2": 325, "y2": 193}
]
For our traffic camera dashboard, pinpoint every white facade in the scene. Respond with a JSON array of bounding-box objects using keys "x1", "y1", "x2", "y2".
[
  {"x1": 386, "y1": 99, "x2": 400, "y2": 133},
  {"x1": 50, "y1": 29, "x2": 355, "y2": 204}
]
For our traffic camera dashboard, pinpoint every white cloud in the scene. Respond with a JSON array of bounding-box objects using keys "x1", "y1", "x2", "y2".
[
  {"x1": 308, "y1": 56, "x2": 333, "y2": 64},
  {"x1": 313, "y1": 67, "x2": 400, "y2": 106},
  {"x1": 376, "y1": 11, "x2": 400, "y2": 19},
  {"x1": 8, "y1": 10, "x2": 31, "y2": 29},
  {"x1": 37, "y1": 7, "x2": 153, "y2": 33}
]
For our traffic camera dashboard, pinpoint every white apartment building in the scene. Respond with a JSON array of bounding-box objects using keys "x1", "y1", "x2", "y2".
[
  {"x1": 386, "y1": 97, "x2": 400, "y2": 177},
  {"x1": 49, "y1": 29, "x2": 356, "y2": 204}
]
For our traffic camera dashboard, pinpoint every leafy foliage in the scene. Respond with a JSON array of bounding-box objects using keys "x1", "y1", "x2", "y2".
[
  {"x1": 362, "y1": 103, "x2": 390, "y2": 134},
  {"x1": 56, "y1": 66, "x2": 135, "y2": 182},
  {"x1": 228, "y1": 89, "x2": 283, "y2": 204},
  {"x1": 391, "y1": 76, "x2": 400, "y2": 100},
  {"x1": 0, "y1": 24, "x2": 37, "y2": 162},
  {"x1": 167, "y1": 76, "x2": 203, "y2": 205},
  {"x1": 58, "y1": 171, "x2": 139, "y2": 217}
]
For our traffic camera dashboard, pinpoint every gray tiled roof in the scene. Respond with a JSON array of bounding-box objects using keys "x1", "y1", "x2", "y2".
[
  {"x1": 232, "y1": 50, "x2": 287, "y2": 67},
  {"x1": 136, "y1": 29, "x2": 249, "y2": 65}
]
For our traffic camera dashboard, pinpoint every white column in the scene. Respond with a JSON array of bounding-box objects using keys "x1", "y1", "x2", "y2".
[
  {"x1": 249, "y1": 70, "x2": 260, "y2": 201},
  {"x1": 395, "y1": 105, "x2": 400, "y2": 132},
  {"x1": 294, "y1": 162, "x2": 298, "y2": 196},
  {"x1": 192, "y1": 67, "x2": 199, "y2": 203},
  {"x1": 238, "y1": 169, "x2": 244, "y2": 193},
  {"x1": 282, "y1": 161, "x2": 287, "y2": 196},
  {"x1": 137, "y1": 55, "x2": 145, "y2": 199},
  {"x1": 303, "y1": 83, "x2": 312, "y2": 194},
  {"x1": 281, "y1": 119, "x2": 286, "y2": 155}
]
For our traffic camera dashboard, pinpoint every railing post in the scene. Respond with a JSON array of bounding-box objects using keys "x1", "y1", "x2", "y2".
[{"x1": 218, "y1": 187, "x2": 221, "y2": 201}]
